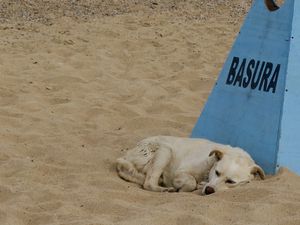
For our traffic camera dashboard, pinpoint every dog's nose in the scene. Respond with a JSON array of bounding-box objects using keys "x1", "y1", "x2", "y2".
[{"x1": 204, "y1": 186, "x2": 215, "y2": 195}]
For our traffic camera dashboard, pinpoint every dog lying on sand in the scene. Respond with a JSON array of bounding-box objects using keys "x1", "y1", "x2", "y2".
[{"x1": 116, "y1": 136, "x2": 265, "y2": 195}]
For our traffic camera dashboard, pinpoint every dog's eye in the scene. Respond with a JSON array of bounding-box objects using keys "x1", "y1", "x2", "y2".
[
  {"x1": 215, "y1": 170, "x2": 220, "y2": 177},
  {"x1": 225, "y1": 179, "x2": 236, "y2": 184}
]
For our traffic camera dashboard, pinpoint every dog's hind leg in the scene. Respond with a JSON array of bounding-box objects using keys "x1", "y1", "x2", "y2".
[
  {"x1": 116, "y1": 158, "x2": 145, "y2": 186},
  {"x1": 143, "y1": 145, "x2": 175, "y2": 192}
]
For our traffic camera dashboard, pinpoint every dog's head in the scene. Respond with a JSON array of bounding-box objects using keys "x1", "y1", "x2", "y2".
[{"x1": 202, "y1": 147, "x2": 265, "y2": 195}]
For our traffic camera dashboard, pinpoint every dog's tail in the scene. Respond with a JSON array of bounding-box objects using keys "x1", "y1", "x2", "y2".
[{"x1": 116, "y1": 157, "x2": 145, "y2": 186}]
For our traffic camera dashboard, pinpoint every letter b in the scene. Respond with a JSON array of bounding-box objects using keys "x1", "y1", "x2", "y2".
[{"x1": 226, "y1": 57, "x2": 239, "y2": 85}]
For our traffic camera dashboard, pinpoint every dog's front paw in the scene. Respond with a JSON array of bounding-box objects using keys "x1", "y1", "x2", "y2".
[
  {"x1": 192, "y1": 189, "x2": 203, "y2": 195},
  {"x1": 196, "y1": 182, "x2": 207, "y2": 190},
  {"x1": 162, "y1": 187, "x2": 176, "y2": 192}
]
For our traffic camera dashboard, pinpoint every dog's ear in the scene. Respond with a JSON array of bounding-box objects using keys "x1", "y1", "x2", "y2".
[
  {"x1": 209, "y1": 149, "x2": 224, "y2": 161},
  {"x1": 250, "y1": 165, "x2": 265, "y2": 180}
]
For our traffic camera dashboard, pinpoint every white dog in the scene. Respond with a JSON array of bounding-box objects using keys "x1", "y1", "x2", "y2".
[{"x1": 116, "y1": 136, "x2": 265, "y2": 194}]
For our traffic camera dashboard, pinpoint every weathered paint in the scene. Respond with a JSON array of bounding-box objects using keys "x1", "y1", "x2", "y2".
[
  {"x1": 277, "y1": 0, "x2": 300, "y2": 175},
  {"x1": 192, "y1": 0, "x2": 299, "y2": 174}
]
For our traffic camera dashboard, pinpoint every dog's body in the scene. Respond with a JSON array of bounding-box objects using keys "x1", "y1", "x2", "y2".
[{"x1": 117, "y1": 136, "x2": 265, "y2": 194}]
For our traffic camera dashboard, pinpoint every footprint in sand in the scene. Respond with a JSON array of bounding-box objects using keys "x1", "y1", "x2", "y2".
[{"x1": 49, "y1": 98, "x2": 71, "y2": 105}]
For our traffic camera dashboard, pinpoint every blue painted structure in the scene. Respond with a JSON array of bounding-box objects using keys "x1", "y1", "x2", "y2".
[{"x1": 191, "y1": 0, "x2": 300, "y2": 175}]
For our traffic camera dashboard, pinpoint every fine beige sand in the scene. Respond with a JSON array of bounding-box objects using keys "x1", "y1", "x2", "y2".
[{"x1": 0, "y1": 1, "x2": 299, "y2": 225}]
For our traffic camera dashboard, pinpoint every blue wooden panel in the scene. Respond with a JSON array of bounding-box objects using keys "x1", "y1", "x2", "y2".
[
  {"x1": 277, "y1": 0, "x2": 300, "y2": 174},
  {"x1": 191, "y1": 0, "x2": 294, "y2": 174}
]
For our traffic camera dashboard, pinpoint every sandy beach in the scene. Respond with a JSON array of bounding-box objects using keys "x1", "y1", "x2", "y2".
[{"x1": 0, "y1": 0, "x2": 300, "y2": 224}]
